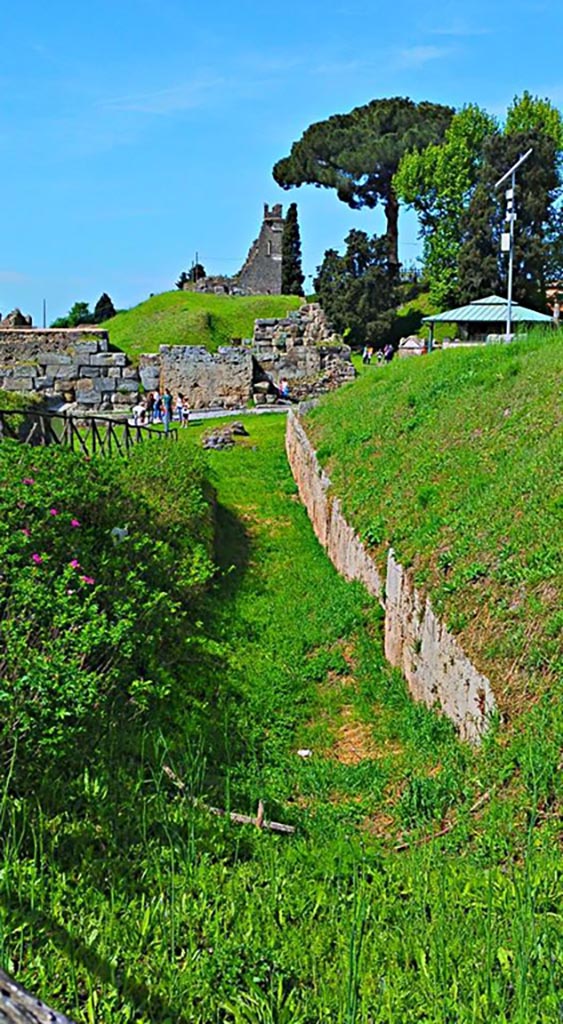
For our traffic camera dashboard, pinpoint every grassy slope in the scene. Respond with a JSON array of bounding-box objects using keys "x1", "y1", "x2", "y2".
[
  {"x1": 3, "y1": 417, "x2": 563, "y2": 1022},
  {"x1": 104, "y1": 291, "x2": 303, "y2": 362},
  {"x1": 306, "y1": 330, "x2": 563, "y2": 721}
]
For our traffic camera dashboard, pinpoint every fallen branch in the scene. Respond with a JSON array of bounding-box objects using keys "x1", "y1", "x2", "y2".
[
  {"x1": 163, "y1": 765, "x2": 296, "y2": 835},
  {"x1": 394, "y1": 790, "x2": 491, "y2": 852}
]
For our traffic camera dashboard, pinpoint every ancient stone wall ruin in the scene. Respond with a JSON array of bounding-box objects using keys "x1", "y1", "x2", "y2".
[
  {"x1": 0, "y1": 302, "x2": 354, "y2": 414},
  {"x1": 285, "y1": 410, "x2": 496, "y2": 742},
  {"x1": 235, "y1": 203, "x2": 284, "y2": 295},
  {"x1": 0, "y1": 329, "x2": 139, "y2": 411},
  {"x1": 140, "y1": 345, "x2": 254, "y2": 411}
]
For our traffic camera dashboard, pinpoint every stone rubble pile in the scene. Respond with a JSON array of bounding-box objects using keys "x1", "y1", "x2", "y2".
[{"x1": 201, "y1": 421, "x2": 249, "y2": 450}]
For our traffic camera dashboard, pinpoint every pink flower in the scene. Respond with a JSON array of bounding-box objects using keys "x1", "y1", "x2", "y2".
[
  {"x1": 66, "y1": 588, "x2": 75, "y2": 596},
  {"x1": 32, "y1": 553, "x2": 43, "y2": 565},
  {"x1": 70, "y1": 519, "x2": 80, "y2": 528},
  {"x1": 21, "y1": 528, "x2": 30, "y2": 537},
  {"x1": 49, "y1": 508, "x2": 59, "y2": 516},
  {"x1": 80, "y1": 575, "x2": 95, "y2": 586},
  {"x1": 69, "y1": 559, "x2": 80, "y2": 569},
  {"x1": 23, "y1": 478, "x2": 35, "y2": 486}
]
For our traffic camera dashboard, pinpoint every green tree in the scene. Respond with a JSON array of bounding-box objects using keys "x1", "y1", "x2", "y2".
[
  {"x1": 93, "y1": 292, "x2": 116, "y2": 322},
  {"x1": 395, "y1": 105, "x2": 497, "y2": 306},
  {"x1": 51, "y1": 301, "x2": 93, "y2": 328},
  {"x1": 457, "y1": 129, "x2": 561, "y2": 309},
  {"x1": 314, "y1": 229, "x2": 399, "y2": 346},
  {"x1": 281, "y1": 202, "x2": 305, "y2": 295},
  {"x1": 273, "y1": 97, "x2": 453, "y2": 269}
]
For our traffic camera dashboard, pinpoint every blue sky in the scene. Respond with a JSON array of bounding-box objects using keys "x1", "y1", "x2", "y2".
[{"x1": 1, "y1": 0, "x2": 561, "y2": 322}]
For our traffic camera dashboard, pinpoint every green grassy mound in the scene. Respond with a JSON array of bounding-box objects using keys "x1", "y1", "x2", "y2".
[
  {"x1": 105, "y1": 291, "x2": 303, "y2": 362},
  {"x1": 306, "y1": 330, "x2": 563, "y2": 722}
]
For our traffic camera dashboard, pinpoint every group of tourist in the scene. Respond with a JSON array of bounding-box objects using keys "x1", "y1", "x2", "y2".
[
  {"x1": 362, "y1": 344, "x2": 395, "y2": 365},
  {"x1": 132, "y1": 389, "x2": 190, "y2": 430}
]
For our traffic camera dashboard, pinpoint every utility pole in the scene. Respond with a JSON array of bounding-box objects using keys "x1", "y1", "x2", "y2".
[{"x1": 495, "y1": 148, "x2": 533, "y2": 340}]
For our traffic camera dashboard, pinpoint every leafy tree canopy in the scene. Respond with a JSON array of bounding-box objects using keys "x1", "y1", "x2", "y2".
[
  {"x1": 395, "y1": 105, "x2": 497, "y2": 306},
  {"x1": 396, "y1": 93, "x2": 563, "y2": 308},
  {"x1": 273, "y1": 96, "x2": 454, "y2": 267},
  {"x1": 51, "y1": 301, "x2": 94, "y2": 328},
  {"x1": 314, "y1": 229, "x2": 399, "y2": 347}
]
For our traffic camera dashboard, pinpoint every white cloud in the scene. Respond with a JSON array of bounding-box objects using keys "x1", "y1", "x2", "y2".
[
  {"x1": 102, "y1": 75, "x2": 227, "y2": 115},
  {"x1": 396, "y1": 45, "x2": 452, "y2": 68}
]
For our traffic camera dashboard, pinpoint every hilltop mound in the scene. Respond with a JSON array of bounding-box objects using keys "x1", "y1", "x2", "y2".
[
  {"x1": 305, "y1": 331, "x2": 563, "y2": 722},
  {"x1": 105, "y1": 291, "x2": 303, "y2": 362}
]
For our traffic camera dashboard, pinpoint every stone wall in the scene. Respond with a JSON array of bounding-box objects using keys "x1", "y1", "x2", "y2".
[
  {"x1": 285, "y1": 410, "x2": 496, "y2": 742},
  {"x1": 0, "y1": 329, "x2": 140, "y2": 411},
  {"x1": 140, "y1": 345, "x2": 254, "y2": 410}
]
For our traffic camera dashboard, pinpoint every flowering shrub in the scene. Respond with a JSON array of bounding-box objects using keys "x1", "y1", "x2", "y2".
[{"x1": 0, "y1": 439, "x2": 215, "y2": 779}]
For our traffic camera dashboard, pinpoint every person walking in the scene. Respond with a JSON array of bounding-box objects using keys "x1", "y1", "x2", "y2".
[{"x1": 162, "y1": 387, "x2": 173, "y2": 434}]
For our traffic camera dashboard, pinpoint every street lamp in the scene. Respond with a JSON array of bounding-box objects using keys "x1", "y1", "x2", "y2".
[{"x1": 495, "y1": 148, "x2": 533, "y2": 340}]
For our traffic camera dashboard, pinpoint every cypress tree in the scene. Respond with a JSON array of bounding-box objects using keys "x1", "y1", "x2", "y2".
[{"x1": 281, "y1": 203, "x2": 305, "y2": 296}]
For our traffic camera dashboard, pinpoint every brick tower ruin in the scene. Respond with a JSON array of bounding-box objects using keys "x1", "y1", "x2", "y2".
[{"x1": 235, "y1": 203, "x2": 284, "y2": 295}]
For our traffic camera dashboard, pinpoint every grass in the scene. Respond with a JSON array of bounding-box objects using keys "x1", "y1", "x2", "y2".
[
  {"x1": 306, "y1": 328, "x2": 563, "y2": 718},
  {"x1": 2, "y1": 414, "x2": 563, "y2": 1021},
  {"x1": 104, "y1": 291, "x2": 303, "y2": 363}
]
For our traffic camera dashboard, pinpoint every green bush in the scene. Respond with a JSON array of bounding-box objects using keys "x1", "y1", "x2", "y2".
[{"x1": 0, "y1": 439, "x2": 214, "y2": 781}]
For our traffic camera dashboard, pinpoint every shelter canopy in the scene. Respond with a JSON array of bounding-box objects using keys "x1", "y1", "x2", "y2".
[{"x1": 422, "y1": 294, "x2": 553, "y2": 325}]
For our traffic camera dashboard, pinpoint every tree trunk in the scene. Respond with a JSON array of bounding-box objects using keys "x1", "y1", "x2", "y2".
[{"x1": 384, "y1": 190, "x2": 400, "y2": 271}]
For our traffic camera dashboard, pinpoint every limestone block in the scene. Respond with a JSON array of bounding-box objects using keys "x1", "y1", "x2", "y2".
[
  {"x1": 11, "y1": 365, "x2": 39, "y2": 378},
  {"x1": 122, "y1": 366, "x2": 139, "y2": 379},
  {"x1": 73, "y1": 341, "x2": 99, "y2": 356},
  {"x1": 90, "y1": 352, "x2": 126, "y2": 367},
  {"x1": 54, "y1": 364, "x2": 80, "y2": 379},
  {"x1": 78, "y1": 366, "x2": 100, "y2": 378},
  {"x1": 75, "y1": 391, "x2": 99, "y2": 405},
  {"x1": 35, "y1": 376, "x2": 54, "y2": 390},
  {"x1": 38, "y1": 353, "x2": 73, "y2": 366},
  {"x1": 1, "y1": 378, "x2": 35, "y2": 391},
  {"x1": 107, "y1": 367, "x2": 122, "y2": 378},
  {"x1": 115, "y1": 379, "x2": 139, "y2": 393},
  {"x1": 111, "y1": 391, "x2": 135, "y2": 405}
]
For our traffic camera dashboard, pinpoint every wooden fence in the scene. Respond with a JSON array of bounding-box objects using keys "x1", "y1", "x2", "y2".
[{"x1": 0, "y1": 408, "x2": 177, "y2": 456}]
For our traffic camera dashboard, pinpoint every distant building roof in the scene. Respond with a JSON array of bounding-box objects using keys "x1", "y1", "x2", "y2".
[{"x1": 423, "y1": 294, "x2": 553, "y2": 325}]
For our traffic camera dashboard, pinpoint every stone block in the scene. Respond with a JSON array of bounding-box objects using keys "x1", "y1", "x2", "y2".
[
  {"x1": 90, "y1": 352, "x2": 126, "y2": 367},
  {"x1": 122, "y1": 366, "x2": 139, "y2": 379},
  {"x1": 111, "y1": 391, "x2": 135, "y2": 405},
  {"x1": 38, "y1": 353, "x2": 73, "y2": 366},
  {"x1": 72, "y1": 341, "x2": 99, "y2": 356},
  {"x1": 55, "y1": 364, "x2": 80, "y2": 379},
  {"x1": 78, "y1": 366, "x2": 99, "y2": 378},
  {"x1": 140, "y1": 366, "x2": 160, "y2": 389},
  {"x1": 12, "y1": 365, "x2": 39, "y2": 378},
  {"x1": 107, "y1": 367, "x2": 122, "y2": 378},
  {"x1": 35, "y1": 376, "x2": 54, "y2": 390},
  {"x1": 115, "y1": 379, "x2": 139, "y2": 393},
  {"x1": 1, "y1": 378, "x2": 35, "y2": 391},
  {"x1": 75, "y1": 390, "x2": 99, "y2": 405}
]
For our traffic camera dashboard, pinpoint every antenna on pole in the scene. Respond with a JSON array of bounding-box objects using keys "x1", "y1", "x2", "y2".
[{"x1": 495, "y1": 147, "x2": 533, "y2": 340}]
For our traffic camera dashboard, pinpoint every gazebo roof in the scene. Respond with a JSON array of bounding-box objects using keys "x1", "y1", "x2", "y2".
[{"x1": 423, "y1": 294, "x2": 553, "y2": 324}]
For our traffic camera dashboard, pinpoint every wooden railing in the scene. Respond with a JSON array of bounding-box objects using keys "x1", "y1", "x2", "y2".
[{"x1": 0, "y1": 409, "x2": 178, "y2": 456}]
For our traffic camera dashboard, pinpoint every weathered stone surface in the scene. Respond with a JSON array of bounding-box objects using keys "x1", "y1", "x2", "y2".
[
  {"x1": 90, "y1": 352, "x2": 126, "y2": 367},
  {"x1": 107, "y1": 367, "x2": 122, "y2": 379},
  {"x1": 285, "y1": 411, "x2": 496, "y2": 743},
  {"x1": 114, "y1": 379, "x2": 139, "y2": 393},
  {"x1": 159, "y1": 344, "x2": 253, "y2": 410},
  {"x1": 0, "y1": 308, "x2": 32, "y2": 327}
]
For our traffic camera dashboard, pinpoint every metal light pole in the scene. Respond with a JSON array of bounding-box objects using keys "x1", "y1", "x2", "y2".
[{"x1": 495, "y1": 148, "x2": 533, "y2": 340}]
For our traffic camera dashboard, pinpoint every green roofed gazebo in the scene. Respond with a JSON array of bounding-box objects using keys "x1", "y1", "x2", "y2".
[{"x1": 423, "y1": 294, "x2": 554, "y2": 348}]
